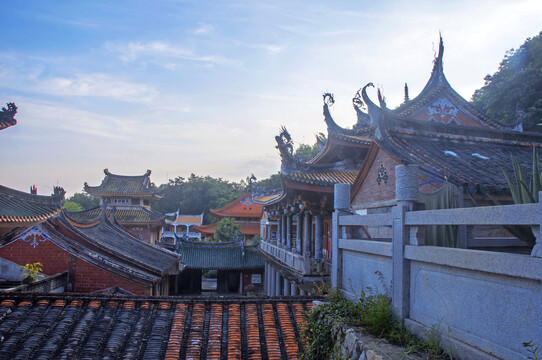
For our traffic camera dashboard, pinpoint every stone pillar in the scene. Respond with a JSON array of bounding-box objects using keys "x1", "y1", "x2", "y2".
[
  {"x1": 281, "y1": 214, "x2": 287, "y2": 247},
  {"x1": 275, "y1": 270, "x2": 281, "y2": 296},
  {"x1": 277, "y1": 216, "x2": 282, "y2": 245},
  {"x1": 314, "y1": 215, "x2": 323, "y2": 260},
  {"x1": 303, "y1": 212, "x2": 312, "y2": 257},
  {"x1": 392, "y1": 164, "x2": 419, "y2": 322},
  {"x1": 332, "y1": 183, "x2": 351, "y2": 289},
  {"x1": 270, "y1": 266, "x2": 276, "y2": 296},
  {"x1": 286, "y1": 214, "x2": 292, "y2": 249},
  {"x1": 296, "y1": 213, "x2": 303, "y2": 253},
  {"x1": 265, "y1": 263, "x2": 270, "y2": 295},
  {"x1": 283, "y1": 279, "x2": 290, "y2": 295},
  {"x1": 290, "y1": 282, "x2": 297, "y2": 296}
]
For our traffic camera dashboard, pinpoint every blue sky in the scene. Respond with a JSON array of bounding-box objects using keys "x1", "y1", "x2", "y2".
[{"x1": 1, "y1": 0, "x2": 541, "y2": 196}]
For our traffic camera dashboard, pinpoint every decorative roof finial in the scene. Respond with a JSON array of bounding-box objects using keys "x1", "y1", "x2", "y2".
[
  {"x1": 145, "y1": 169, "x2": 152, "y2": 176},
  {"x1": 353, "y1": 88, "x2": 371, "y2": 128},
  {"x1": 432, "y1": 32, "x2": 445, "y2": 75},
  {"x1": 52, "y1": 186, "x2": 66, "y2": 199},
  {"x1": 404, "y1": 83, "x2": 410, "y2": 103},
  {"x1": 323, "y1": 93, "x2": 335, "y2": 106},
  {"x1": 103, "y1": 168, "x2": 110, "y2": 175},
  {"x1": 377, "y1": 89, "x2": 387, "y2": 108},
  {"x1": 30, "y1": 185, "x2": 37, "y2": 195}
]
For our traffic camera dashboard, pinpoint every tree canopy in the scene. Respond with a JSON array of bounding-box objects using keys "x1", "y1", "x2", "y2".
[
  {"x1": 67, "y1": 192, "x2": 99, "y2": 210},
  {"x1": 213, "y1": 217, "x2": 241, "y2": 242},
  {"x1": 294, "y1": 132, "x2": 326, "y2": 160},
  {"x1": 472, "y1": 31, "x2": 542, "y2": 131},
  {"x1": 152, "y1": 174, "x2": 245, "y2": 224}
]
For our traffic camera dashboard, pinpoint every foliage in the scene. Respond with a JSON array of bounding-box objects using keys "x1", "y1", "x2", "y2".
[
  {"x1": 152, "y1": 174, "x2": 245, "y2": 224},
  {"x1": 295, "y1": 132, "x2": 326, "y2": 160},
  {"x1": 213, "y1": 217, "x2": 241, "y2": 242},
  {"x1": 497, "y1": 147, "x2": 542, "y2": 245},
  {"x1": 302, "y1": 285, "x2": 453, "y2": 359},
  {"x1": 523, "y1": 341, "x2": 540, "y2": 360},
  {"x1": 20, "y1": 262, "x2": 44, "y2": 282},
  {"x1": 472, "y1": 31, "x2": 542, "y2": 131},
  {"x1": 63, "y1": 201, "x2": 83, "y2": 212},
  {"x1": 67, "y1": 193, "x2": 99, "y2": 210},
  {"x1": 253, "y1": 173, "x2": 282, "y2": 193}
]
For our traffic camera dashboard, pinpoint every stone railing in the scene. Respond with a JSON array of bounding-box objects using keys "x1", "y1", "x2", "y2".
[
  {"x1": 331, "y1": 166, "x2": 542, "y2": 360},
  {"x1": 3, "y1": 272, "x2": 69, "y2": 293},
  {"x1": 260, "y1": 240, "x2": 328, "y2": 276}
]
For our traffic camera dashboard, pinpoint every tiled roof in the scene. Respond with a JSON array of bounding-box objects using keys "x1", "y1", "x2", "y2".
[
  {"x1": 0, "y1": 293, "x2": 313, "y2": 360},
  {"x1": 361, "y1": 85, "x2": 542, "y2": 190},
  {"x1": 0, "y1": 103, "x2": 17, "y2": 131},
  {"x1": 210, "y1": 193, "x2": 264, "y2": 219},
  {"x1": 57, "y1": 212, "x2": 179, "y2": 276},
  {"x1": 175, "y1": 215, "x2": 203, "y2": 224},
  {"x1": 392, "y1": 36, "x2": 512, "y2": 129},
  {"x1": 178, "y1": 244, "x2": 264, "y2": 270},
  {"x1": 282, "y1": 169, "x2": 359, "y2": 187},
  {"x1": 84, "y1": 169, "x2": 159, "y2": 198},
  {"x1": 0, "y1": 185, "x2": 64, "y2": 224},
  {"x1": 67, "y1": 206, "x2": 164, "y2": 225}
]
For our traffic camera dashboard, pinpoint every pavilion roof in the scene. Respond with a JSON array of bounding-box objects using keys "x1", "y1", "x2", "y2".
[
  {"x1": 392, "y1": 35, "x2": 516, "y2": 129},
  {"x1": 84, "y1": 169, "x2": 160, "y2": 199},
  {"x1": 0, "y1": 185, "x2": 64, "y2": 225},
  {"x1": 0, "y1": 293, "x2": 314, "y2": 360},
  {"x1": 178, "y1": 243, "x2": 264, "y2": 270},
  {"x1": 355, "y1": 83, "x2": 542, "y2": 192},
  {"x1": 0, "y1": 103, "x2": 17, "y2": 131},
  {"x1": 209, "y1": 193, "x2": 264, "y2": 219},
  {"x1": 67, "y1": 206, "x2": 165, "y2": 226}
]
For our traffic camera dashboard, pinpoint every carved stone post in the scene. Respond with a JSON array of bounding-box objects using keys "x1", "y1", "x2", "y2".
[
  {"x1": 286, "y1": 214, "x2": 292, "y2": 250},
  {"x1": 276, "y1": 215, "x2": 282, "y2": 245},
  {"x1": 275, "y1": 270, "x2": 281, "y2": 296},
  {"x1": 281, "y1": 214, "x2": 287, "y2": 248},
  {"x1": 332, "y1": 183, "x2": 350, "y2": 288},
  {"x1": 531, "y1": 191, "x2": 542, "y2": 257},
  {"x1": 296, "y1": 213, "x2": 303, "y2": 254},
  {"x1": 392, "y1": 164, "x2": 419, "y2": 323},
  {"x1": 314, "y1": 215, "x2": 323, "y2": 260},
  {"x1": 304, "y1": 212, "x2": 312, "y2": 257}
]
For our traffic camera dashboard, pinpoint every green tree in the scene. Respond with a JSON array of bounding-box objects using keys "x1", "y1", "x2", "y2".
[
  {"x1": 214, "y1": 217, "x2": 241, "y2": 242},
  {"x1": 67, "y1": 193, "x2": 99, "y2": 210},
  {"x1": 64, "y1": 201, "x2": 83, "y2": 212},
  {"x1": 152, "y1": 174, "x2": 244, "y2": 224},
  {"x1": 253, "y1": 173, "x2": 282, "y2": 193},
  {"x1": 295, "y1": 132, "x2": 327, "y2": 159},
  {"x1": 472, "y1": 31, "x2": 542, "y2": 131}
]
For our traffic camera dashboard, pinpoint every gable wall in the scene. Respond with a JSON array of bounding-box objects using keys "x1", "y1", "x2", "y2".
[
  {"x1": 352, "y1": 149, "x2": 400, "y2": 207},
  {"x1": 0, "y1": 237, "x2": 69, "y2": 276},
  {"x1": 409, "y1": 95, "x2": 485, "y2": 127}
]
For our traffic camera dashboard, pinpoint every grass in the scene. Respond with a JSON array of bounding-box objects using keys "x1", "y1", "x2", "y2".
[{"x1": 302, "y1": 284, "x2": 454, "y2": 359}]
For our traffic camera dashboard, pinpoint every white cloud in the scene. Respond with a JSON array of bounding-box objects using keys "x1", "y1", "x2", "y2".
[
  {"x1": 32, "y1": 73, "x2": 159, "y2": 104},
  {"x1": 106, "y1": 41, "x2": 241, "y2": 68},
  {"x1": 193, "y1": 23, "x2": 215, "y2": 35}
]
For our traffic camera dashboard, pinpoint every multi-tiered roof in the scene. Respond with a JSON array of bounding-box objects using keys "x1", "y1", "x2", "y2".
[{"x1": 84, "y1": 168, "x2": 161, "y2": 201}]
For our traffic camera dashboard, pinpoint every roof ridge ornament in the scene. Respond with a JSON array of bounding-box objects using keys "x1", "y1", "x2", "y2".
[
  {"x1": 432, "y1": 32, "x2": 445, "y2": 78},
  {"x1": 104, "y1": 168, "x2": 110, "y2": 176},
  {"x1": 1, "y1": 102, "x2": 17, "y2": 118},
  {"x1": 353, "y1": 88, "x2": 371, "y2": 128}
]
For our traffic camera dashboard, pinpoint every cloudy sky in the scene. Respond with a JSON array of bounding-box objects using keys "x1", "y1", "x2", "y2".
[{"x1": 1, "y1": 0, "x2": 541, "y2": 196}]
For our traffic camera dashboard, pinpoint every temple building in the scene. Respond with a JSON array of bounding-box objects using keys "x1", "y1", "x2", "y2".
[
  {"x1": 194, "y1": 192, "x2": 273, "y2": 241},
  {"x1": 70, "y1": 169, "x2": 165, "y2": 243},
  {"x1": 176, "y1": 236, "x2": 265, "y2": 295},
  {"x1": 0, "y1": 207, "x2": 181, "y2": 295},
  {"x1": 161, "y1": 210, "x2": 203, "y2": 248},
  {"x1": 258, "y1": 93, "x2": 374, "y2": 296}
]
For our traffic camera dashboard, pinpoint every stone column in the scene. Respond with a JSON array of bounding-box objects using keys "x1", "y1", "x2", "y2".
[
  {"x1": 392, "y1": 164, "x2": 419, "y2": 322},
  {"x1": 314, "y1": 215, "x2": 323, "y2": 260},
  {"x1": 332, "y1": 183, "x2": 351, "y2": 289},
  {"x1": 270, "y1": 266, "x2": 276, "y2": 296},
  {"x1": 265, "y1": 263, "x2": 270, "y2": 295},
  {"x1": 286, "y1": 214, "x2": 292, "y2": 250},
  {"x1": 290, "y1": 282, "x2": 297, "y2": 296},
  {"x1": 283, "y1": 279, "x2": 290, "y2": 295},
  {"x1": 277, "y1": 216, "x2": 282, "y2": 245},
  {"x1": 296, "y1": 213, "x2": 303, "y2": 253},
  {"x1": 303, "y1": 212, "x2": 312, "y2": 257},
  {"x1": 300, "y1": 288, "x2": 306, "y2": 296},
  {"x1": 281, "y1": 214, "x2": 287, "y2": 247},
  {"x1": 275, "y1": 269, "x2": 281, "y2": 296}
]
